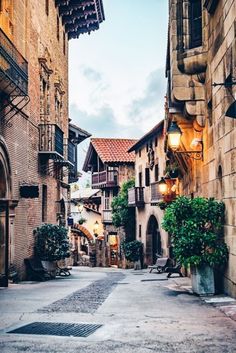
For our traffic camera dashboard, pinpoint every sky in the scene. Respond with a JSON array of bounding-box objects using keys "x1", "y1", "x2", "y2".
[{"x1": 69, "y1": 0, "x2": 168, "y2": 184}]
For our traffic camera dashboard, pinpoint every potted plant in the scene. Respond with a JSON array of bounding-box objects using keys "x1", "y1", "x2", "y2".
[
  {"x1": 164, "y1": 161, "x2": 179, "y2": 179},
  {"x1": 122, "y1": 240, "x2": 143, "y2": 270},
  {"x1": 34, "y1": 224, "x2": 71, "y2": 277},
  {"x1": 162, "y1": 196, "x2": 228, "y2": 295}
]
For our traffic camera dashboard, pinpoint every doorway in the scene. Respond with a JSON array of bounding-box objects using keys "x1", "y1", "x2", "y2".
[{"x1": 146, "y1": 215, "x2": 162, "y2": 266}]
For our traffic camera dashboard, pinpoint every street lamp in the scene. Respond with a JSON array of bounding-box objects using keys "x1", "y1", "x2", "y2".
[
  {"x1": 93, "y1": 220, "x2": 99, "y2": 237},
  {"x1": 167, "y1": 121, "x2": 203, "y2": 160},
  {"x1": 167, "y1": 121, "x2": 182, "y2": 151}
]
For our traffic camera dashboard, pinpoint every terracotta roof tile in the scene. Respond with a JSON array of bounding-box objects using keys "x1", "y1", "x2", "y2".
[{"x1": 91, "y1": 138, "x2": 137, "y2": 163}]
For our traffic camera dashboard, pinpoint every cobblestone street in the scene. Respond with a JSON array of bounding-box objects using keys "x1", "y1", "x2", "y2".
[{"x1": 0, "y1": 267, "x2": 236, "y2": 353}]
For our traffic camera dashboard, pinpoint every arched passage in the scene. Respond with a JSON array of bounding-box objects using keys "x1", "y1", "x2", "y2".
[
  {"x1": 146, "y1": 215, "x2": 162, "y2": 266},
  {"x1": 70, "y1": 223, "x2": 95, "y2": 266}
]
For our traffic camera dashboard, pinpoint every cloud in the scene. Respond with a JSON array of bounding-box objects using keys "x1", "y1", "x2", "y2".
[
  {"x1": 70, "y1": 103, "x2": 143, "y2": 139},
  {"x1": 127, "y1": 68, "x2": 166, "y2": 125},
  {"x1": 82, "y1": 66, "x2": 102, "y2": 82}
]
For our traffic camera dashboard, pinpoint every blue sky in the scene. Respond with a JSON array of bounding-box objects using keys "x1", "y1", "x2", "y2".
[{"x1": 69, "y1": 0, "x2": 168, "y2": 181}]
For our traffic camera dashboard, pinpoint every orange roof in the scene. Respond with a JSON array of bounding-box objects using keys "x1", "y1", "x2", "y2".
[{"x1": 91, "y1": 138, "x2": 137, "y2": 163}]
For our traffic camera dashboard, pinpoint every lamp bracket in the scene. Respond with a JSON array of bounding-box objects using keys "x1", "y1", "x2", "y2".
[{"x1": 173, "y1": 150, "x2": 203, "y2": 161}]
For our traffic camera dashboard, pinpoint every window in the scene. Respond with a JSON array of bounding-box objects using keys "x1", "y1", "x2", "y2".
[
  {"x1": 63, "y1": 31, "x2": 66, "y2": 55},
  {"x1": 57, "y1": 16, "x2": 60, "y2": 40},
  {"x1": 42, "y1": 185, "x2": 47, "y2": 222},
  {"x1": 104, "y1": 190, "x2": 110, "y2": 210},
  {"x1": 138, "y1": 149, "x2": 141, "y2": 157},
  {"x1": 145, "y1": 168, "x2": 150, "y2": 187},
  {"x1": 154, "y1": 164, "x2": 159, "y2": 182},
  {"x1": 45, "y1": 0, "x2": 49, "y2": 15},
  {"x1": 155, "y1": 137, "x2": 158, "y2": 147},
  {"x1": 139, "y1": 225, "x2": 142, "y2": 238},
  {"x1": 189, "y1": 0, "x2": 202, "y2": 48},
  {"x1": 146, "y1": 144, "x2": 149, "y2": 152},
  {"x1": 0, "y1": 0, "x2": 3, "y2": 12},
  {"x1": 138, "y1": 172, "x2": 142, "y2": 187}
]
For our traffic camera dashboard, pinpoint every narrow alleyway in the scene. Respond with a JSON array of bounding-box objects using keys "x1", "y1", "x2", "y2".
[{"x1": 0, "y1": 268, "x2": 236, "y2": 353}]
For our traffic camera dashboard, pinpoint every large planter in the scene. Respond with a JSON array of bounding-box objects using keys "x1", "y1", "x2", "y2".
[
  {"x1": 191, "y1": 265, "x2": 215, "y2": 295},
  {"x1": 41, "y1": 260, "x2": 57, "y2": 278}
]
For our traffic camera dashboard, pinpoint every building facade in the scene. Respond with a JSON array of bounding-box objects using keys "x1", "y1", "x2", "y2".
[
  {"x1": 167, "y1": 0, "x2": 236, "y2": 296},
  {"x1": 128, "y1": 121, "x2": 178, "y2": 266},
  {"x1": 0, "y1": 0, "x2": 104, "y2": 285},
  {"x1": 83, "y1": 138, "x2": 137, "y2": 267}
]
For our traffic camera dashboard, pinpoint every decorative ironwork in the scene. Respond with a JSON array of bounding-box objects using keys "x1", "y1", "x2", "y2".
[{"x1": 0, "y1": 29, "x2": 29, "y2": 126}]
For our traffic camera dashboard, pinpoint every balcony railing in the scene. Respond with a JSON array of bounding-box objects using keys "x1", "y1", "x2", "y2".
[
  {"x1": 92, "y1": 170, "x2": 118, "y2": 188},
  {"x1": 102, "y1": 209, "x2": 112, "y2": 223},
  {"x1": 128, "y1": 187, "x2": 145, "y2": 208},
  {"x1": 150, "y1": 182, "x2": 163, "y2": 203},
  {"x1": 0, "y1": 28, "x2": 28, "y2": 94},
  {"x1": 39, "y1": 124, "x2": 64, "y2": 158}
]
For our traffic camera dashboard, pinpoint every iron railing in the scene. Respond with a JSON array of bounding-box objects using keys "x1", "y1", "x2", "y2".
[
  {"x1": 39, "y1": 124, "x2": 64, "y2": 157},
  {"x1": 128, "y1": 187, "x2": 145, "y2": 208},
  {"x1": 0, "y1": 28, "x2": 28, "y2": 94}
]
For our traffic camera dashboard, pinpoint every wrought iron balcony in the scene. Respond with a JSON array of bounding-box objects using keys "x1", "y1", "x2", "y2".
[
  {"x1": 128, "y1": 187, "x2": 145, "y2": 208},
  {"x1": 39, "y1": 124, "x2": 64, "y2": 160},
  {"x1": 0, "y1": 28, "x2": 28, "y2": 95},
  {"x1": 91, "y1": 170, "x2": 118, "y2": 189},
  {"x1": 102, "y1": 209, "x2": 112, "y2": 223},
  {"x1": 150, "y1": 182, "x2": 163, "y2": 204}
]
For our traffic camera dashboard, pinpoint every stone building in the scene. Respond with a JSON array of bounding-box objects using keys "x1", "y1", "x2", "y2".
[
  {"x1": 83, "y1": 138, "x2": 137, "y2": 267},
  {"x1": 128, "y1": 121, "x2": 177, "y2": 266},
  {"x1": 166, "y1": 0, "x2": 236, "y2": 296},
  {"x1": 0, "y1": 0, "x2": 104, "y2": 285}
]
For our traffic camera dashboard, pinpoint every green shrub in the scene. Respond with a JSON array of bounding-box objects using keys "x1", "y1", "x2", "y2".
[
  {"x1": 123, "y1": 240, "x2": 143, "y2": 262},
  {"x1": 34, "y1": 223, "x2": 70, "y2": 261},
  {"x1": 162, "y1": 196, "x2": 228, "y2": 267}
]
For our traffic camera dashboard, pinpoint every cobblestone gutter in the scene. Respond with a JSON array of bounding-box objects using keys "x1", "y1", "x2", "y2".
[{"x1": 38, "y1": 272, "x2": 125, "y2": 314}]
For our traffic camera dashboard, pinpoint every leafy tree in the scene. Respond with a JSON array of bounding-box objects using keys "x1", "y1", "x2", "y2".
[
  {"x1": 162, "y1": 196, "x2": 228, "y2": 267},
  {"x1": 111, "y1": 179, "x2": 135, "y2": 241},
  {"x1": 34, "y1": 224, "x2": 70, "y2": 261}
]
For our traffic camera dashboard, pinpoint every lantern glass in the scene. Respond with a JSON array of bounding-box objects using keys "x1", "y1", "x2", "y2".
[
  {"x1": 158, "y1": 178, "x2": 168, "y2": 194},
  {"x1": 167, "y1": 121, "x2": 182, "y2": 151},
  {"x1": 78, "y1": 204, "x2": 83, "y2": 213},
  {"x1": 93, "y1": 220, "x2": 99, "y2": 235}
]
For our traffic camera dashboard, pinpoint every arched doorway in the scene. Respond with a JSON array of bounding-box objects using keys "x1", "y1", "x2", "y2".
[
  {"x1": 71, "y1": 224, "x2": 95, "y2": 266},
  {"x1": 146, "y1": 215, "x2": 162, "y2": 266},
  {"x1": 0, "y1": 138, "x2": 12, "y2": 287}
]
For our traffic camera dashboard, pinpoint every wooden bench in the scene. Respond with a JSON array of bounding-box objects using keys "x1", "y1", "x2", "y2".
[
  {"x1": 148, "y1": 257, "x2": 170, "y2": 273},
  {"x1": 24, "y1": 258, "x2": 51, "y2": 281},
  {"x1": 165, "y1": 263, "x2": 183, "y2": 278}
]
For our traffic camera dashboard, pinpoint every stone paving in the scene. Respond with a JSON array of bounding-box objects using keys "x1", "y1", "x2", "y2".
[{"x1": 0, "y1": 267, "x2": 236, "y2": 353}]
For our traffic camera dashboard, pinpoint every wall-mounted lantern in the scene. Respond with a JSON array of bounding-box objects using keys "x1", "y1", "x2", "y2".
[
  {"x1": 158, "y1": 177, "x2": 168, "y2": 195},
  {"x1": 77, "y1": 203, "x2": 83, "y2": 213},
  {"x1": 167, "y1": 121, "x2": 203, "y2": 160},
  {"x1": 93, "y1": 220, "x2": 99, "y2": 237}
]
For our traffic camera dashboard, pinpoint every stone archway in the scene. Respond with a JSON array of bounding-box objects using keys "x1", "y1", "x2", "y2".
[
  {"x1": 146, "y1": 215, "x2": 162, "y2": 266},
  {"x1": 71, "y1": 223, "x2": 95, "y2": 266}
]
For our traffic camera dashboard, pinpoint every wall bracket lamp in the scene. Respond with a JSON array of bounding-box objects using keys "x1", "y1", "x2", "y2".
[{"x1": 167, "y1": 121, "x2": 203, "y2": 161}]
